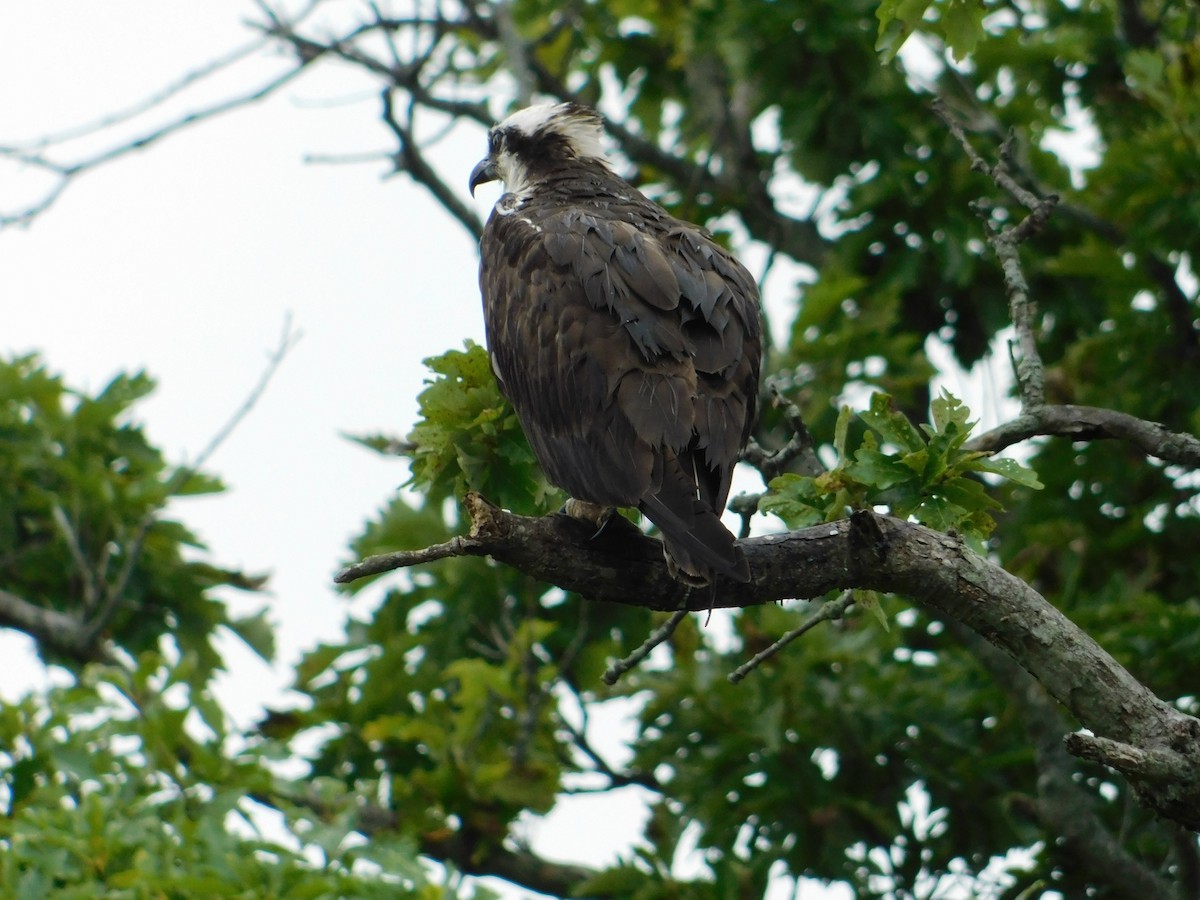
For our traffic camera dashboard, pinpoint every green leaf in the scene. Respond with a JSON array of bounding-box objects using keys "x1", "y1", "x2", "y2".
[
  {"x1": 859, "y1": 392, "x2": 926, "y2": 453},
  {"x1": 846, "y1": 448, "x2": 917, "y2": 490},
  {"x1": 875, "y1": 0, "x2": 931, "y2": 62},
  {"x1": 971, "y1": 455, "x2": 1044, "y2": 490},
  {"x1": 227, "y1": 607, "x2": 276, "y2": 662},
  {"x1": 940, "y1": 0, "x2": 984, "y2": 62},
  {"x1": 855, "y1": 589, "x2": 890, "y2": 632}
]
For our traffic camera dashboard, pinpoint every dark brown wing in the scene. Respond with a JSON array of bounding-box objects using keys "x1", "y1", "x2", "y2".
[{"x1": 479, "y1": 186, "x2": 760, "y2": 583}]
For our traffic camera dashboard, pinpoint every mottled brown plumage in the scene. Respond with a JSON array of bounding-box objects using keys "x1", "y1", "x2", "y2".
[{"x1": 471, "y1": 103, "x2": 761, "y2": 585}]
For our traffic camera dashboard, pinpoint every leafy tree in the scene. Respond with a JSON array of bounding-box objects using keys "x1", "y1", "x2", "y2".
[{"x1": 3, "y1": 0, "x2": 1200, "y2": 897}]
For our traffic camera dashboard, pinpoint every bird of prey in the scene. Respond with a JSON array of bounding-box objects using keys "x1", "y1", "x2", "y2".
[{"x1": 470, "y1": 102, "x2": 761, "y2": 586}]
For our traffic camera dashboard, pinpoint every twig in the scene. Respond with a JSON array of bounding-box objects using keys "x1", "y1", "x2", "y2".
[
  {"x1": 380, "y1": 90, "x2": 484, "y2": 241},
  {"x1": 933, "y1": 98, "x2": 1057, "y2": 411},
  {"x1": 2, "y1": 65, "x2": 309, "y2": 229},
  {"x1": 555, "y1": 707, "x2": 659, "y2": 791},
  {"x1": 602, "y1": 606, "x2": 689, "y2": 685},
  {"x1": 179, "y1": 314, "x2": 302, "y2": 487},
  {"x1": 335, "y1": 535, "x2": 485, "y2": 582},
  {"x1": 740, "y1": 383, "x2": 825, "y2": 482},
  {"x1": 51, "y1": 506, "x2": 99, "y2": 611},
  {"x1": 728, "y1": 590, "x2": 855, "y2": 683}
]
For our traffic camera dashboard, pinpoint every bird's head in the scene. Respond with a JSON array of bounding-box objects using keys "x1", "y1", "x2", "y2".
[{"x1": 469, "y1": 102, "x2": 610, "y2": 197}]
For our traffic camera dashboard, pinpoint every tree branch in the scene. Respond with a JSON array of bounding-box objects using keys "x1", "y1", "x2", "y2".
[
  {"x1": 0, "y1": 588, "x2": 117, "y2": 664},
  {"x1": 966, "y1": 403, "x2": 1200, "y2": 468},
  {"x1": 946, "y1": 619, "x2": 1176, "y2": 894},
  {"x1": 337, "y1": 493, "x2": 1200, "y2": 831},
  {"x1": 379, "y1": 90, "x2": 484, "y2": 241},
  {"x1": 934, "y1": 98, "x2": 1057, "y2": 411}
]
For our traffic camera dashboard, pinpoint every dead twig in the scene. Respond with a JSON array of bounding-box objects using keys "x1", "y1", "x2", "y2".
[{"x1": 728, "y1": 590, "x2": 855, "y2": 683}]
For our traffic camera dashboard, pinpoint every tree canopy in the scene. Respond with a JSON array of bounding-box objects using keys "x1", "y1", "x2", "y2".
[{"x1": 3, "y1": 0, "x2": 1200, "y2": 897}]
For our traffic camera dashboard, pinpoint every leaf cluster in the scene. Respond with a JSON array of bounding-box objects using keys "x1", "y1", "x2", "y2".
[
  {"x1": 763, "y1": 392, "x2": 1041, "y2": 545},
  {"x1": 0, "y1": 651, "x2": 441, "y2": 898}
]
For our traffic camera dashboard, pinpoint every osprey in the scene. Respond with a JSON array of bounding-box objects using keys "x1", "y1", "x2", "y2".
[{"x1": 470, "y1": 102, "x2": 761, "y2": 585}]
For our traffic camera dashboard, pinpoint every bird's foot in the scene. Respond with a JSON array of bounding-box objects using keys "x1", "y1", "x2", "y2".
[{"x1": 560, "y1": 498, "x2": 619, "y2": 539}]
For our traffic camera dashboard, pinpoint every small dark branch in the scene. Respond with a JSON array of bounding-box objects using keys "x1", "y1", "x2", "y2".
[
  {"x1": 556, "y1": 710, "x2": 661, "y2": 791},
  {"x1": 966, "y1": 403, "x2": 1200, "y2": 469},
  {"x1": 729, "y1": 590, "x2": 854, "y2": 683},
  {"x1": 379, "y1": 90, "x2": 484, "y2": 241},
  {"x1": 335, "y1": 534, "x2": 485, "y2": 583},
  {"x1": 729, "y1": 492, "x2": 758, "y2": 540},
  {"x1": 602, "y1": 606, "x2": 688, "y2": 685},
  {"x1": 741, "y1": 384, "x2": 825, "y2": 482},
  {"x1": 934, "y1": 99, "x2": 1058, "y2": 411}
]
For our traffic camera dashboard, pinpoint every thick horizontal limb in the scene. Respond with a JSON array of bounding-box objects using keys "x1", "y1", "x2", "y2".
[{"x1": 336, "y1": 492, "x2": 1200, "y2": 831}]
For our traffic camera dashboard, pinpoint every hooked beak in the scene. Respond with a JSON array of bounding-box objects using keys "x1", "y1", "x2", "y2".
[{"x1": 469, "y1": 156, "x2": 498, "y2": 196}]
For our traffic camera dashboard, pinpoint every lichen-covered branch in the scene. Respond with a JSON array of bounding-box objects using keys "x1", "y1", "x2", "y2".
[{"x1": 966, "y1": 403, "x2": 1200, "y2": 469}]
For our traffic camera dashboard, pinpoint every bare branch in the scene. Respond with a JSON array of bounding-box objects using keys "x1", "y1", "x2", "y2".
[
  {"x1": 966, "y1": 403, "x2": 1200, "y2": 469},
  {"x1": 934, "y1": 98, "x2": 1057, "y2": 411},
  {"x1": 729, "y1": 590, "x2": 855, "y2": 683},
  {"x1": 602, "y1": 606, "x2": 688, "y2": 685},
  {"x1": 379, "y1": 90, "x2": 484, "y2": 241},
  {"x1": 96, "y1": 317, "x2": 298, "y2": 647},
  {"x1": 180, "y1": 315, "x2": 302, "y2": 486},
  {"x1": 741, "y1": 383, "x2": 826, "y2": 482},
  {"x1": 1, "y1": 62, "x2": 309, "y2": 229}
]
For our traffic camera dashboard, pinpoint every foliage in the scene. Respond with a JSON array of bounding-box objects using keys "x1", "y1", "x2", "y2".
[
  {"x1": 0, "y1": 354, "x2": 266, "y2": 677},
  {"x1": 0, "y1": 653, "x2": 444, "y2": 898},
  {"x1": 403, "y1": 341, "x2": 554, "y2": 512},
  {"x1": 762, "y1": 392, "x2": 1041, "y2": 545},
  {"x1": 4, "y1": 0, "x2": 1200, "y2": 897}
]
